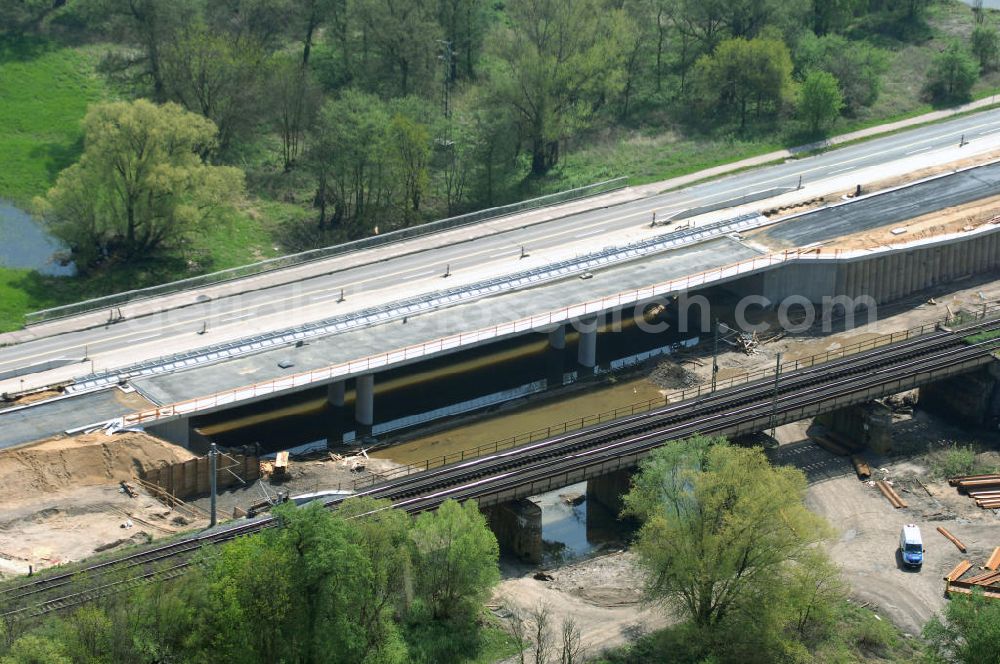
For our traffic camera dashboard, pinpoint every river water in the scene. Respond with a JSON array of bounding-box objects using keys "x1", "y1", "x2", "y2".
[{"x1": 0, "y1": 200, "x2": 73, "y2": 275}]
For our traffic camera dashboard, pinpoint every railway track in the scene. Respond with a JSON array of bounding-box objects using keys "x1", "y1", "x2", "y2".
[{"x1": 2, "y1": 315, "x2": 998, "y2": 618}]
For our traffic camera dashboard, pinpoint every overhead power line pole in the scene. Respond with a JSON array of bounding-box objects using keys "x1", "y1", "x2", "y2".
[
  {"x1": 209, "y1": 442, "x2": 218, "y2": 528},
  {"x1": 437, "y1": 40, "x2": 453, "y2": 118}
]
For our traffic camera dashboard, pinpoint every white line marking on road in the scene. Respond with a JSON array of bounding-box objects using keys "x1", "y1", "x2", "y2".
[
  {"x1": 488, "y1": 251, "x2": 516, "y2": 259},
  {"x1": 219, "y1": 312, "x2": 257, "y2": 322},
  {"x1": 575, "y1": 229, "x2": 605, "y2": 238},
  {"x1": 829, "y1": 166, "x2": 854, "y2": 175},
  {"x1": 905, "y1": 146, "x2": 933, "y2": 155},
  {"x1": 128, "y1": 333, "x2": 164, "y2": 342}
]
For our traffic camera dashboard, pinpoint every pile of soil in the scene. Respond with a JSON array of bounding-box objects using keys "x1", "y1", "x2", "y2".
[
  {"x1": 0, "y1": 432, "x2": 195, "y2": 503},
  {"x1": 647, "y1": 359, "x2": 702, "y2": 390}
]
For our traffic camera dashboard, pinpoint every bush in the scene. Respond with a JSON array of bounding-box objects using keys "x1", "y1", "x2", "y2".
[
  {"x1": 971, "y1": 24, "x2": 1000, "y2": 72},
  {"x1": 798, "y1": 70, "x2": 844, "y2": 134},
  {"x1": 931, "y1": 444, "x2": 978, "y2": 480},
  {"x1": 924, "y1": 42, "x2": 979, "y2": 104}
]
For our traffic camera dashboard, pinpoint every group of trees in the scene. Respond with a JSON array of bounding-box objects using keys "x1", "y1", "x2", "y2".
[
  {"x1": 0, "y1": 498, "x2": 500, "y2": 664},
  {"x1": 9, "y1": 0, "x2": 1000, "y2": 270}
]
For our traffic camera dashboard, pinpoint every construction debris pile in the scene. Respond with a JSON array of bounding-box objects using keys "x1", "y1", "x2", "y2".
[
  {"x1": 948, "y1": 473, "x2": 1000, "y2": 509},
  {"x1": 647, "y1": 360, "x2": 701, "y2": 390},
  {"x1": 944, "y1": 547, "x2": 1000, "y2": 599}
]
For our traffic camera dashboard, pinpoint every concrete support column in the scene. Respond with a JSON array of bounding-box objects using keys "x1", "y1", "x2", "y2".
[
  {"x1": 920, "y1": 360, "x2": 1000, "y2": 428},
  {"x1": 327, "y1": 380, "x2": 346, "y2": 407},
  {"x1": 548, "y1": 325, "x2": 566, "y2": 350},
  {"x1": 577, "y1": 316, "x2": 598, "y2": 373},
  {"x1": 483, "y1": 499, "x2": 543, "y2": 564},
  {"x1": 815, "y1": 401, "x2": 893, "y2": 454},
  {"x1": 355, "y1": 374, "x2": 375, "y2": 429}
]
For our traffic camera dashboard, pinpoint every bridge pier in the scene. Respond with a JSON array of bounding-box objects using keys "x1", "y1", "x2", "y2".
[
  {"x1": 483, "y1": 498, "x2": 543, "y2": 564},
  {"x1": 920, "y1": 360, "x2": 1000, "y2": 428},
  {"x1": 815, "y1": 401, "x2": 893, "y2": 454},
  {"x1": 355, "y1": 374, "x2": 375, "y2": 436},
  {"x1": 327, "y1": 380, "x2": 346, "y2": 407},
  {"x1": 548, "y1": 325, "x2": 566, "y2": 350},
  {"x1": 326, "y1": 380, "x2": 348, "y2": 447},
  {"x1": 577, "y1": 316, "x2": 598, "y2": 375},
  {"x1": 586, "y1": 468, "x2": 632, "y2": 520}
]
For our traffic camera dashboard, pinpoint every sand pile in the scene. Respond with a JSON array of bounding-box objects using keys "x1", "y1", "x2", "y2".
[{"x1": 0, "y1": 432, "x2": 195, "y2": 503}]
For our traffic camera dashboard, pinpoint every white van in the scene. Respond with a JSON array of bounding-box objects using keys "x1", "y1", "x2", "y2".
[{"x1": 899, "y1": 524, "x2": 924, "y2": 568}]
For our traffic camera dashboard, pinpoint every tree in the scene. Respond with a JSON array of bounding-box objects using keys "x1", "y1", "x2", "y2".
[
  {"x1": 436, "y1": 0, "x2": 495, "y2": 80},
  {"x1": 409, "y1": 499, "x2": 500, "y2": 622},
  {"x1": 691, "y1": 35, "x2": 794, "y2": 128},
  {"x1": 484, "y1": 0, "x2": 632, "y2": 175},
  {"x1": 83, "y1": 0, "x2": 200, "y2": 101},
  {"x1": 798, "y1": 70, "x2": 843, "y2": 133},
  {"x1": 0, "y1": 0, "x2": 59, "y2": 35},
  {"x1": 623, "y1": 436, "x2": 829, "y2": 631},
  {"x1": 35, "y1": 100, "x2": 244, "y2": 269},
  {"x1": 925, "y1": 42, "x2": 979, "y2": 104},
  {"x1": 924, "y1": 588, "x2": 1000, "y2": 664},
  {"x1": 971, "y1": 24, "x2": 999, "y2": 72},
  {"x1": 795, "y1": 33, "x2": 888, "y2": 114},
  {"x1": 810, "y1": 0, "x2": 860, "y2": 35},
  {"x1": 387, "y1": 114, "x2": 431, "y2": 220},
  {"x1": 266, "y1": 57, "x2": 322, "y2": 171},
  {"x1": 352, "y1": 0, "x2": 442, "y2": 97},
  {"x1": 158, "y1": 20, "x2": 270, "y2": 152},
  {"x1": 0, "y1": 634, "x2": 71, "y2": 664},
  {"x1": 308, "y1": 90, "x2": 391, "y2": 230}
]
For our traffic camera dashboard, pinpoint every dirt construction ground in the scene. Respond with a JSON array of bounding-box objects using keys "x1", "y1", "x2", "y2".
[{"x1": 770, "y1": 417, "x2": 1000, "y2": 638}]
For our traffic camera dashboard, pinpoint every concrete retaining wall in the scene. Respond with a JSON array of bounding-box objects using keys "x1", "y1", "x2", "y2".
[{"x1": 751, "y1": 228, "x2": 1000, "y2": 305}]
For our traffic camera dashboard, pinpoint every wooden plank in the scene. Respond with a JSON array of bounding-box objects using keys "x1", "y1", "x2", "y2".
[
  {"x1": 945, "y1": 559, "x2": 973, "y2": 582},
  {"x1": 966, "y1": 570, "x2": 1000, "y2": 586},
  {"x1": 987, "y1": 547, "x2": 1000, "y2": 571},
  {"x1": 937, "y1": 526, "x2": 968, "y2": 553},
  {"x1": 947, "y1": 584, "x2": 1000, "y2": 599}
]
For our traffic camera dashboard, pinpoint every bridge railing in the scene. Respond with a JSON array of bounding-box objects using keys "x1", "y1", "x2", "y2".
[
  {"x1": 352, "y1": 304, "x2": 1000, "y2": 490},
  {"x1": 25, "y1": 178, "x2": 628, "y2": 326}
]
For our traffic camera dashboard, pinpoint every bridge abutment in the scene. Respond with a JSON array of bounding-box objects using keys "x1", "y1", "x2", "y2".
[
  {"x1": 483, "y1": 498, "x2": 543, "y2": 564},
  {"x1": 920, "y1": 360, "x2": 1000, "y2": 428}
]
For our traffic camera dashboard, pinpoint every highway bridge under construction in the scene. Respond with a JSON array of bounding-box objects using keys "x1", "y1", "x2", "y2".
[{"x1": 4, "y1": 309, "x2": 1000, "y2": 619}]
